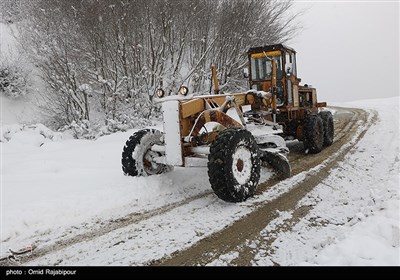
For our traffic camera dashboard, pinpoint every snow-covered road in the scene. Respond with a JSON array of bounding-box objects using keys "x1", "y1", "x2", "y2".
[{"x1": 1, "y1": 97, "x2": 399, "y2": 266}]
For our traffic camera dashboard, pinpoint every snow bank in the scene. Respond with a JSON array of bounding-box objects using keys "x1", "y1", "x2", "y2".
[
  {"x1": 316, "y1": 197, "x2": 399, "y2": 266},
  {"x1": 256, "y1": 96, "x2": 399, "y2": 266},
  {"x1": 1, "y1": 125, "x2": 213, "y2": 256},
  {"x1": 1, "y1": 123, "x2": 66, "y2": 144},
  {"x1": 310, "y1": 96, "x2": 400, "y2": 266}
]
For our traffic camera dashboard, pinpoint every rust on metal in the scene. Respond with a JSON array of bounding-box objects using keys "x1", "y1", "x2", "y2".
[
  {"x1": 211, "y1": 64, "x2": 220, "y2": 95},
  {"x1": 191, "y1": 110, "x2": 243, "y2": 138},
  {"x1": 193, "y1": 131, "x2": 220, "y2": 146}
]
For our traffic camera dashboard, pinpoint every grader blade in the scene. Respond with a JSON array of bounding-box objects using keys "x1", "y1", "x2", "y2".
[{"x1": 261, "y1": 150, "x2": 291, "y2": 179}]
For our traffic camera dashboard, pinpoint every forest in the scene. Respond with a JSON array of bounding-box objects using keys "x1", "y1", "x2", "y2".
[{"x1": 1, "y1": 0, "x2": 299, "y2": 137}]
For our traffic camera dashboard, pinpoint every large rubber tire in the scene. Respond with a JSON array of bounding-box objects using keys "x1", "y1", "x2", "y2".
[
  {"x1": 319, "y1": 111, "x2": 334, "y2": 146},
  {"x1": 303, "y1": 115, "x2": 324, "y2": 154},
  {"x1": 121, "y1": 129, "x2": 170, "y2": 176},
  {"x1": 208, "y1": 128, "x2": 261, "y2": 202}
]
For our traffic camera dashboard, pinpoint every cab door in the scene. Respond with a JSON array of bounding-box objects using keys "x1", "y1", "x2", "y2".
[{"x1": 284, "y1": 51, "x2": 300, "y2": 106}]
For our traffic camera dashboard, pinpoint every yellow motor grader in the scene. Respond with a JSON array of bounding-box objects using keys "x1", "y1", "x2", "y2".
[{"x1": 121, "y1": 44, "x2": 334, "y2": 202}]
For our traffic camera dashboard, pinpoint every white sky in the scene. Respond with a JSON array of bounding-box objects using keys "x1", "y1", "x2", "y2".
[{"x1": 289, "y1": 1, "x2": 399, "y2": 103}]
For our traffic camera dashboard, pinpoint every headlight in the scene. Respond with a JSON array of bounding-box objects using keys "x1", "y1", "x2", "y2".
[
  {"x1": 178, "y1": 86, "x2": 189, "y2": 96},
  {"x1": 156, "y1": 88, "x2": 165, "y2": 98}
]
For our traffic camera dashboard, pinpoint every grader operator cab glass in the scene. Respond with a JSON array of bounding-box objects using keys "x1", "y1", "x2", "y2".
[
  {"x1": 250, "y1": 52, "x2": 283, "y2": 81},
  {"x1": 249, "y1": 51, "x2": 284, "y2": 106},
  {"x1": 247, "y1": 46, "x2": 299, "y2": 107},
  {"x1": 285, "y1": 52, "x2": 297, "y2": 77}
]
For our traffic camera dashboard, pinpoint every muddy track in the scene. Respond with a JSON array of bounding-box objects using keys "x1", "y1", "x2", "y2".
[
  {"x1": 0, "y1": 190, "x2": 214, "y2": 266},
  {"x1": 0, "y1": 107, "x2": 374, "y2": 266},
  {"x1": 158, "y1": 107, "x2": 376, "y2": 265}
]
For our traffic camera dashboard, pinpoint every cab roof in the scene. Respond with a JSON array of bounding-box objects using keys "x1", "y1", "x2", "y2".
[{"x1": 247, "y1": 44, "x2": 296, "y2": 55}]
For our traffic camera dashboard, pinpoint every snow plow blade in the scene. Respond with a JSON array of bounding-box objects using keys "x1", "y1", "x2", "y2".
[{"x1": 261, "y1": 150, "x2": 291, "y2": 179}]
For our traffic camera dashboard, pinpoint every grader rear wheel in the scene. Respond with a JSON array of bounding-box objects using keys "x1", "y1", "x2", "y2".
[
  {"x1": 303, "y1": 115, "x2": 325, "y2": 154},
  {"x1": 319, "y1": 111, "x2": 334, "y2": 146}
]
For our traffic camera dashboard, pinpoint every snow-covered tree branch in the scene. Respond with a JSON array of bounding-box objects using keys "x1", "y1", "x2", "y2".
[{"x1": 13, "y1": 0, "x2": 300, "y2": 132}]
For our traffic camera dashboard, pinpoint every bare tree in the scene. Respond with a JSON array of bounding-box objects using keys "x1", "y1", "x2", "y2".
[
  {"x1": 16, "y1": 0, "x2": 300, "y2": 131},
  {"x1": 18, "y1": 0, "x2": 91, "y2": 125}
]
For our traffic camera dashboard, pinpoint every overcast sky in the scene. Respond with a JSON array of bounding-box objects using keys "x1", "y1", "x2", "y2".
[{"x1": 289, "y1": 1, "x2": 399, "y2": 103}]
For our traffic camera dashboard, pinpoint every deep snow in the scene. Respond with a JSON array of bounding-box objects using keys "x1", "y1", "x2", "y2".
[{"x1": 0, "y1": 96, "x2": 398, "y2": 266}]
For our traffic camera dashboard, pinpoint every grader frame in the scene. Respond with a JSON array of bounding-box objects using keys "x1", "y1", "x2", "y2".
[{"x1": 121, "y1": 44, "x2": 334, "y2": 202}]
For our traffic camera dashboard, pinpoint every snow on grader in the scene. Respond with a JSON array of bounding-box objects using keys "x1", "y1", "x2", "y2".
[{"x1": 121, "y1": 44, "x2": 334, "y2": 202}]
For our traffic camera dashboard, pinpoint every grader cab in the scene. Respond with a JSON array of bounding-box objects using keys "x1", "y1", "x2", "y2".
[
  {"x1": 246, "y1": 44, "x2": 334, "y2": 152},
  {"x1": 121, "y1": 44, "x2": 334, "y2": 202}
]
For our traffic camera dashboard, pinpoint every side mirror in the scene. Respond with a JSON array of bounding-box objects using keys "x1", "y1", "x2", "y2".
[
  {"x1": 243, "y1": 68, "x2": 249, "y2": 79},
  {"x1": 286, "y1": 66, "x2": 291, "y2": 76}
]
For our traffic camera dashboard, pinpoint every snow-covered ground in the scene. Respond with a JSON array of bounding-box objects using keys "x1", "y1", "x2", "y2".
[
  {"x1": 207, "y1": 97, "x2": 399, "y2": 266},
  {"x1": 305, "y1": 98, "x2": 399, "y2": 266},
  {"x1": 1, "y1": 96, "x2": 398, "y2": 266},
  {"x1": 250, "y1": 97, "x2": 399, "y2": 266}
]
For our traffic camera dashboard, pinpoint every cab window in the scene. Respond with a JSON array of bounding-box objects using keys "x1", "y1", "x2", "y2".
[
  {"x1": 291, "y1": 53, "x2": 297, "y2": 77},
  {"x1": 250, "y1": 54, "x2": 283, "y2": 81},
  {"x1": 285, "y1": 51, "x2": 297, "y2": 77}
]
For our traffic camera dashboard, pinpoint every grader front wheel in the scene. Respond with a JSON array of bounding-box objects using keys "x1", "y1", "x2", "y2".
[
  {"x1": 208, "y1": 129, "x2": 261, "y2": 202},
  {"x1": 121, "y1": 129, "x2": 171, "y2": 176}
]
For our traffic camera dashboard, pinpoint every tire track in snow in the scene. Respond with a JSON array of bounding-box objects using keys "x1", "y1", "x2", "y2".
[
  {"x1": 158, "y1": 108, "x2": 375, "y2": 265},
  {"x1": 0, "y1": 190, "x2": 213, "y2": 266},
  {"x1": 0, "y1": 107, "x2": 369, "y2": 266}
]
